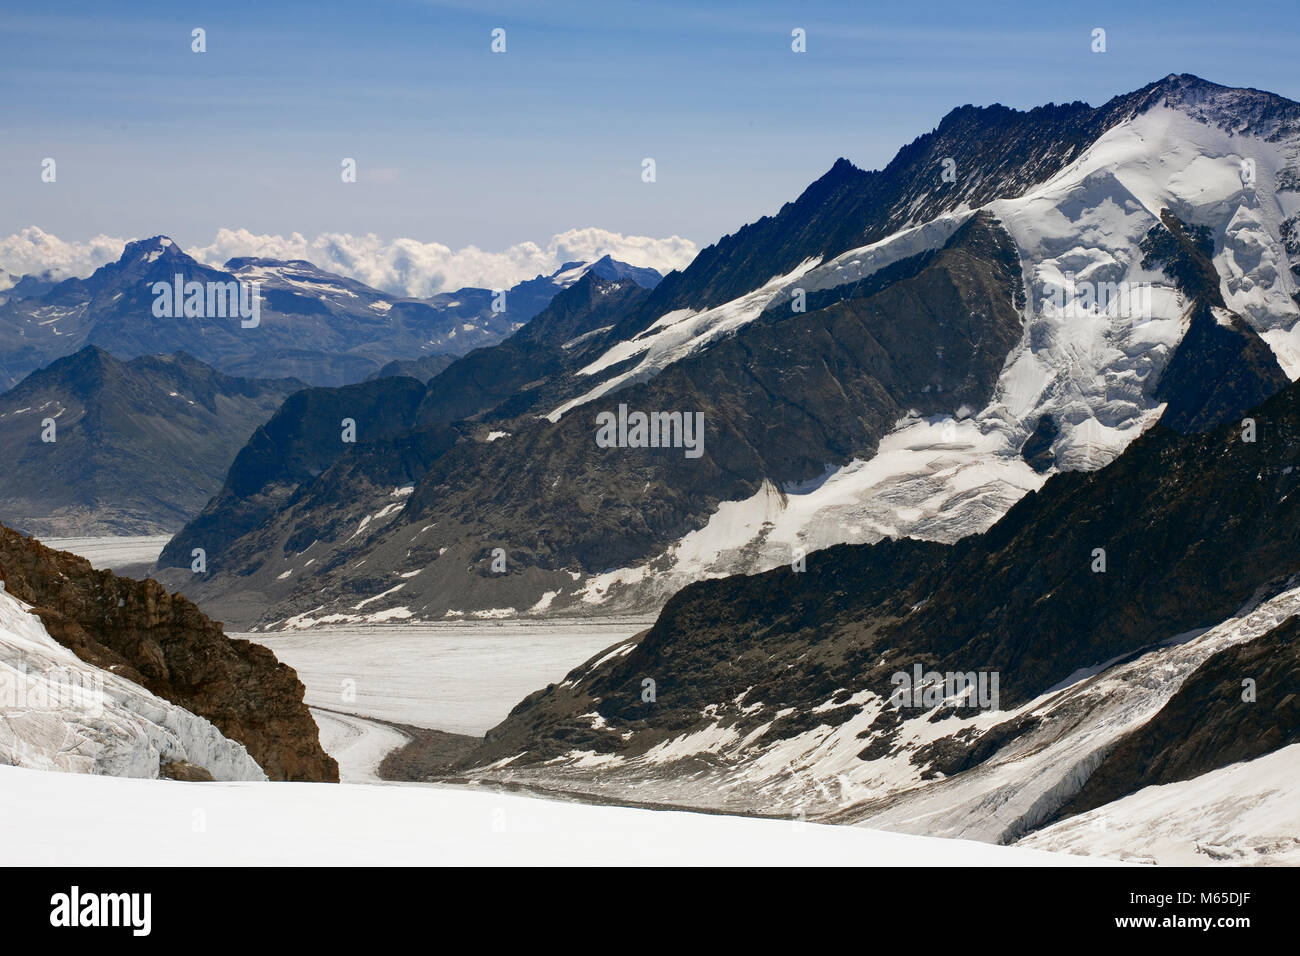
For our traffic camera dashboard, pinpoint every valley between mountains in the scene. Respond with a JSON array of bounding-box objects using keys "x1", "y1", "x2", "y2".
[{"x1": 2, "y1": 73, "x2": 1299, "y2": 866}]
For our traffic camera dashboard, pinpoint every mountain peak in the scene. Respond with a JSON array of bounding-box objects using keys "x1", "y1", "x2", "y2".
[
  {"x1": 816, "y1": 156, "x2": 865, "y2": 185},
  {"x1": 59, "y1": 343, "x2": 115, "y2": 368},
  {"x1": 224, "y1": 256, "x2": 321, "y2": 272},
  {"x1": 117, "y1": 235, "x2": 190, "y2": 268},
  {"x1": 585, "y1": 255, "x2": 663, "y2": 289},
  {"x1": 1152, "y1": 72, "x2": 1215, "y2": 90},
  {"x1": 17, "y1": 344, "x2": 120, "y2": 394},
  {"x1": 1118, "y1": 73, "x2": 1300, "y2": 136}
]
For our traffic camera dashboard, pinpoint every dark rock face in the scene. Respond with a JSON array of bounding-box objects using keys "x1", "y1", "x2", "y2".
[
  {"x1": 1142, "y1": 210, "x2": 1291, "y2": 433},
  {"x1": 1141, "y1": 212, "x2": 1222, "y2": 304},
  {"x1": 0, "y1": 523, "x2": 338, "y2": 782},
  {"x1": 465, "y1": 374, "x2": 1300, "y2": 769},
  {"x1": 1051, "y1": 616, "x2": 1300, "y2": 820},
  {"x1": 159, "y1": 375, "x2": 430, "y2": 572},
  {"x1": 160, "y1": 759, "x2": 216, "y2": 782},
  {"x1": 1020, "y1": 414, "x2": 1059, "y2": 473},
  {"x1": 910, "y1": 713, "x2": 1043, "y2": 780},
  {"x1": 0, "y1": 346, "x2": 304, "y2": 537},
  {"x1": 1154, "y1": 300, "x2": 1290, "y2": 433},
  {"x1": 174, "y1": 213, "x2": 1028, "y2": 625}
]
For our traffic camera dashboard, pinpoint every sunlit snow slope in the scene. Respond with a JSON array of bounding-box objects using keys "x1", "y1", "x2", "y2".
[
  {"x1": 0, "y1": 763, "x2": 1106, "y2": 866},
  {"x1": 1017, "y1": 744, "x2": 1300, "y2": 866}
]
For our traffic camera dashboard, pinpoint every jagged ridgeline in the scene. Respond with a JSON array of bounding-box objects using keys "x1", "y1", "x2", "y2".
[{"x1": 160, "y1": 74, "x2": 1300, "y2": 633}]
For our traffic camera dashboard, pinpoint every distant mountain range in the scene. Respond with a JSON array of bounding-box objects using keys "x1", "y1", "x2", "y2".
[
  {"x1": 0, "y1": 240, "x2": 662, "y2": 389},
  {"x1": 0, "y1": 270, "x2": 58, "y2": 305},
  {"x1": 0, "y1": 245, "x2": 661, "y2": 534}
]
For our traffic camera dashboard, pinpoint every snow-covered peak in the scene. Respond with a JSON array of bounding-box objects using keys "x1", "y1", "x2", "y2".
[
  {"x1": 117, "y1": 235, "x2": 187, "y2": 267},
  {"x1": 553, "y1": 84, "x2": 1300, "y2": 615},
  {"x1": 548, "y1": 260, "x2": 592, "y2": 288},
  {"x1": 1125, "y1": 73, "x2": 1300, "y2": 141},
  {"x1": 545, "y1": 257, "x2": 663, "y2": 292}
]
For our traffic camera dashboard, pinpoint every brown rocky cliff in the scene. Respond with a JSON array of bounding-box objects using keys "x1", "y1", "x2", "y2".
[{"x1": 0, "y1": 522, "x2": 338, "y2": 782}]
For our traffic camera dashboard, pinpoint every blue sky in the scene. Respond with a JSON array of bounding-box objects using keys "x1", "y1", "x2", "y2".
[{"x1": 3, "y1": 0, "x2": 1299, "y2": 256}]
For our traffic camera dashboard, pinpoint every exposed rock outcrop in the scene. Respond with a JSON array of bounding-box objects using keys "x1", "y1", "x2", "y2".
[
  {"x1": 1019, "y1": 414, "x2": 1059, "y2": 473},
  {"x1": 0, "y1": 522, "x2": 337, "y2": 782},
  {"x1": 1143, "y1": 210, "x2": 1291, "y2": 433}
]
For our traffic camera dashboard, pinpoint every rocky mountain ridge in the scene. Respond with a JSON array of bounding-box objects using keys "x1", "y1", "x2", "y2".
[{"x1": 158, "y1": 74, "x2": 1300, "y2": 628}]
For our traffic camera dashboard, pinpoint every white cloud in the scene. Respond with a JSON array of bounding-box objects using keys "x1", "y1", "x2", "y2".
[
  {"x1": 0, "y1": 226, "x2": 128, "y2": 281},
  {"x1": 0, "y1": 226, "x2": 699, "y2": 298}
]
